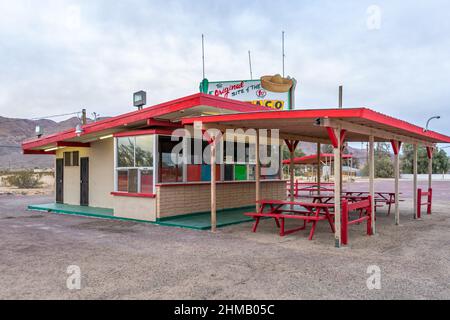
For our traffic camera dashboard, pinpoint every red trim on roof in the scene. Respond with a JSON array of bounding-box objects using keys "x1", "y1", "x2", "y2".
[
  {"x1": 22, "y1": 93, "x2": 271, "y2": 152},
  {"x1": 182, "y1": 108, "x2": 450, "y2": 143},
  {"x1": 23, "y1": 150, "x2": 56, "y2": 155},
  {"x1": 113, "y1": 129, "x2": 180, "y2": 138},
  {"x1": 56, "y1": 141, "x2": 90, "y2": 148}
]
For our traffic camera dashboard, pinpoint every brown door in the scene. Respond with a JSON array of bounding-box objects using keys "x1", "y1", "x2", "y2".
[
  {"x1": 80, "y1": 157, "x2": 89, "y2": 206},
  {"x1": 56, "y1": 159, "x2": 64, "y2": 203}
]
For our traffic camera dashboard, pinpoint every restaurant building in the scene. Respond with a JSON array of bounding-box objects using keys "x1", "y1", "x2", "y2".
[
  {"x1": 22, "y1": 93, "x2": 285, "y2": 223},
  {"x1": 23, "y1": 91, "x2": 450, "y2": 246}
]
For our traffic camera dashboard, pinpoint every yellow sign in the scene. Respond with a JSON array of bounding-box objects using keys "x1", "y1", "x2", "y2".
[{"x1": 248, "y1": 100, "x2": 285, "y2": 110}]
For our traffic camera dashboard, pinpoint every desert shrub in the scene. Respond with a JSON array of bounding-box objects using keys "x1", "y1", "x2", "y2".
[{"x1": 5, "y1": 171, "x2": 43, "y2": 189}]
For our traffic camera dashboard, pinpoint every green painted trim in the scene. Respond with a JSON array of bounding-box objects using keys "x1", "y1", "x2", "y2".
[
  {"x1": 156, "y1": 205, "x2": 254, "y2": 222},
  {"x1": 27, "y1": 204, "x2": 258, "y2": 231},
  {"x1": 27, "y1": 205, "x2": 155, "y2": 225},
  {"x1": 157, "y1": 217, "x2": 255, "y2": 231}
]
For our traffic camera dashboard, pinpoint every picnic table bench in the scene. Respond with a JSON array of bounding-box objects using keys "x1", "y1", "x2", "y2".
[
  {"x1": 244, "y1": 199, "x2": 335, "y2": 240},
  {"x1": 299, "y1": 192, "x2": 403, "y2": 216},
  {"x1": 343, "y1": 191, "x2": 404, "y2": 215}
]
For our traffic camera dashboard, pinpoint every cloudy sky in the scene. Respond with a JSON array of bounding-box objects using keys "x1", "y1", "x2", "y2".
[{"x1": 1, "y1": 0, "x2": 449, "y2": 140}]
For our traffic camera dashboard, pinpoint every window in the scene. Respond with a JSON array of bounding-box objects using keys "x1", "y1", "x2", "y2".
[
  {"x1": 159, "y1": 135, "x2": 183, "y2": 183},
  {"x1": 64, "y1": 152, "x2": 72, "y2": 166},
  {"x1": 72, "y1": 151, "x2": 79, "y2": 166},
  {"x1": 116, "y1": 135, "x2": 154, "y2": 194},
  {"x1": 64, "y1": 151, "x2": 79, "y2": 167}
]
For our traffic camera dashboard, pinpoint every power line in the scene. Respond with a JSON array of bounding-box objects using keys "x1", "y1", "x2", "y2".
[
  {"x1": 0, "y1": 145, "x2": 21, "y2": 148},
  {"x1": 30, "y1": 111, "x2": 80, "y2": 121}
]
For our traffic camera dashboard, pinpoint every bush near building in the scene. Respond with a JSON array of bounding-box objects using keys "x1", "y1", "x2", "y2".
[{"x1": 5, "y1": 171, "x2": 43, "y2": 189}]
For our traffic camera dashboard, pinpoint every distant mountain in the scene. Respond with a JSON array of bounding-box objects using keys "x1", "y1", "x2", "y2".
[
  {"x1": 0, "y1": 115, "x2": 369, "y2": 170},
  {"x1": 0, "y1": 116, "x2": 89, "y2": 169},
  {"x1": 297, "y1": 142, "x2": 368, "y2": 168}
]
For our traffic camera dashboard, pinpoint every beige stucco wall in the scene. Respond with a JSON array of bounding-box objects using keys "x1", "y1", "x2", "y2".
[
  {"x1": 56, "y1": 147, "x2": 90, "y2": 206},
  {"x1": 156, "y1": 180, "x2": 286, "y2": 218},
  {"x1": 113, "y1": 196, "x2": 156, "y2": 221},
  {"x1": 55, "y1": 138, "x2": 114, "y2": 209},
  {"x1": 89, "y1": 138, "x2": 114, "y2": 208}
]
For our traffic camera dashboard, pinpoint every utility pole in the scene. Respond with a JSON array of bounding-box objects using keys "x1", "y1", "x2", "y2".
[
  {"x1": 202, "y1": 34, "x2": 206, "y2": 80},
  {"x1": 248, "y1": 50, "x2": 253, "y2": 80},
  {"x1": 282, "y1": 31, "x2": 286, "y2": 77},
  {"x1": 81, "y1": 109, "x2": 87, "y2": 125}
]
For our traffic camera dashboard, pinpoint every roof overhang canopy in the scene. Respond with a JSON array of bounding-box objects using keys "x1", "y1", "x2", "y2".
[
  {"x1": 182, "y1": 108, "x2": 450, "y2": 147},
  {"x1": 22, "y1": 93, "x2": 271, "y2": 152}
]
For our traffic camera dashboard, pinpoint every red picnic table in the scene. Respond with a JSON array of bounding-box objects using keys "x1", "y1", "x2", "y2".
[
  {"x1": 244, "y1": 199, "x2": 335, "y2": 240},
  {"x1": 342, "y1": 191, "x2": 402, "y2": 215},
  {"x1": 301, "y1": 192, "x2": 402, "y2": 216},
  {"x1": 286, "y1": 182, "x2": 334, "y2": 197}
]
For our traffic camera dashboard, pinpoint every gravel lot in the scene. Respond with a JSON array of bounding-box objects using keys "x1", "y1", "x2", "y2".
[{"x1": 0, "y1": 180, "x2": 449, "y2": 300}]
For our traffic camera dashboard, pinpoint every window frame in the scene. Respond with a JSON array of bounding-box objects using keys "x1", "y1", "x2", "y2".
[{"x1": 114, "y1": 135, "x2": 154, "y2": 194}]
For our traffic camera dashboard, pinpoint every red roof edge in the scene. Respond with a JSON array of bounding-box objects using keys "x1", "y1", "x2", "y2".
[{"x1": 22, "y1": 93, "x2": 271, "y2": 151}]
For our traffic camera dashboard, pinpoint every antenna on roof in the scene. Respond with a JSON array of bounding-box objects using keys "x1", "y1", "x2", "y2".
[
  {"x1": 282, "y1": 31, "x2": 286, "y2": 78},
  {"x1": 248, "y1": 50, "x2": 253, "y2": 80},
  {"x1": 202, "y1": 34, "x2": 206, "y2": 80}
]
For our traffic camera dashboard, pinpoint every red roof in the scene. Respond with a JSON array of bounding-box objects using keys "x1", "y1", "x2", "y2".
[
  {"x1": 283, "y1": 153, "x2": 353, "y2": 165},
  {"x1": 182, "y1": 108, "x2": 450, "y2": 144},
  {"x1": 22, "y1": 93, "x2": 271, "y2": 151}
]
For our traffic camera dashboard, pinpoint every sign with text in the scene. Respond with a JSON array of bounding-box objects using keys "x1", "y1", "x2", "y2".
[{"x1": 200, "y1": 77, "x2": 296, "y2": 110}]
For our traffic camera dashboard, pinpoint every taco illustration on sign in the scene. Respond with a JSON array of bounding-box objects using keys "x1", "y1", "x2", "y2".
[{"x1": 260, "y1": 74, "x2": 293, "y2": 93}]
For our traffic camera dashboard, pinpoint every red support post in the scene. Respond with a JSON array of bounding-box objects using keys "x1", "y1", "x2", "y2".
[
  {"x1": 340, "y1": 129, "x2": 347, "y2": 146},
  {"x1": 341, "y1": 199, "x2": 349, "y2": 245},
  {"x1": 390, "y1": 140, "x2": 399, "y2": 155},
  {"x1": 426, "y1": 147, "x2": 433, "y2": 160},
  {"x1": 417, "y1": 188, "x2": 422, "y2": 219},
  {"x1": 325, "y1": 127, "x2": 339, "y2": 148},
  {"x1": 284, "y1": 139, "x2": 293, "y2": 152},
  {"x1": 427, "y1": 188, "x2": 432, "y2": 214}
]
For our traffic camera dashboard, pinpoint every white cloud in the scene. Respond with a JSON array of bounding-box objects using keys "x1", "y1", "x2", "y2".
[{"x1": 0, "y1": 0, "x2": 449, "y2": 139}]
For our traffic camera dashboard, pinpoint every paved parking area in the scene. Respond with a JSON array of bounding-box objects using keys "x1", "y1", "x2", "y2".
[{"x1": 0, "y1": 182, "x2": 449, "y2": 300}]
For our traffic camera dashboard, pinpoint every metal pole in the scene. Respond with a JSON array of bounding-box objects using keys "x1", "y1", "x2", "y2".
[
  {"x1": 334, "y1": 128, "x2": 342, "y2": 248},
  {"x1": 428, "y1": 149, "x2": 433, "y2": 190},
  {"x1": 255, "y1": 130, "x2": 261, "y2": 212},
  {"x1": 210, "y1": 138, "x2": 216, "y2": 232},
  {"x1": 248, "y1": 50, "x2": 253, "y2": 80},
  {"x1": 369, "y1": 135, "x2": 376, "y2": 234},
  {"x1": 81, "y1": 109, "x2": 87, "y2": 125},
  {"x1": 282, "y1": 31, "x2": 285, "y2": 78},
  {"x1": 202, "y1": 34, "x2": 206, "y2": 79},
  {"x1": 290, "y1": 142, "x2": 295, "y2": 202},
  {"x1": 413, "y1": 144, "x2": 418, "y2": 219},
  {"x1": 317, "y1": 143, "x2": 321, "y2": 195},
  {"x1": 394, "y1": 141, "x2": 400, "y2": 225}
]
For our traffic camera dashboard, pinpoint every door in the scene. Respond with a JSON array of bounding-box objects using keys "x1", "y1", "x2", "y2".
[
  {"x1": 56, "y1": 159, "x2": 64, "y2": 203},
  {"x1": 80, "y1": 157, "x2": 89, "y2": 206}
]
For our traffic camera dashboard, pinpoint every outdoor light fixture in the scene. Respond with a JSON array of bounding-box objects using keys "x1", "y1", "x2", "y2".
[
  {"x1": 99, "y1": 134, "x2": 113, "y2": 140},
  {"x1": 75, "y1": 124, "x2": 84, "y2": 136},
  {"x1": 133, "y1": 90, "x2": 147, "y2": 110},
  {"x1": 424, "y1": 116, "x2": 441, "y2": 132},
  {"x1": 44, "y1": 147, "x2": 59, "y2": 152},
  {"x1": 35, "y1": 125, "x2": 43, "y2": 138}
]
